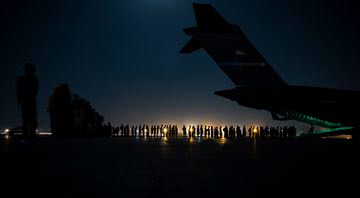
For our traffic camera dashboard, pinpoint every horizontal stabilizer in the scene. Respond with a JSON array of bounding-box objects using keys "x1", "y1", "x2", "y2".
[{"x1": 180, "y1": 38, "x2": 202, "y2": 54}]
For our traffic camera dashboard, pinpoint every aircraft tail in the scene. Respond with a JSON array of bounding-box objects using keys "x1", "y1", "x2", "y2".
[
  {"x1": 193, "y1": 3, "x2": 230, "y2": 30},
  {"x1": 181, "y1": 3, "x2": 286, "y2": 88}
]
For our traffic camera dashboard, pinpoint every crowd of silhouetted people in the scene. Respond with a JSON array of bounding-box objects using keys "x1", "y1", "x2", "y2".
[
  {"x1": 14, "y1": 63, "x2": 296, "y2": 140},
  {"x1": 14, "y1": 64, "x2": 112, "y2": 138},
  {"x1": 48, "y1": 84, "x2": 112, "y2": 137},
  {"x1": 112, "y1": 124, "x2": 297, "y2": 139}
]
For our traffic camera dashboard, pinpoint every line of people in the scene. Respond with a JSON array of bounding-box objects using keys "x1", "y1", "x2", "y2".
[
  {"x1": 113, "y1": 124, "x2": 179, "y2": 137},
  {"x1": 112, "y1": 124, "x2": 297, "y2": 139}
]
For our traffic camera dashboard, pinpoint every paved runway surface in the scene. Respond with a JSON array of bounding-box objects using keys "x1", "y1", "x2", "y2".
[{"x1": 1, "y1": 137, "x2": 359, "y2": 198}]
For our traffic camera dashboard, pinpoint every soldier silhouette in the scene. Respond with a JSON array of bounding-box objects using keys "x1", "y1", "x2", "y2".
[
  {"x1": 17, "y1": 64, "x2": 39, "y2": 137},
  {"x1": 182, "y1": 125, "x2": 187, "y2": 137},
  {"x1": 48, "y1": 84, "x2": 72, "y2": 137}
]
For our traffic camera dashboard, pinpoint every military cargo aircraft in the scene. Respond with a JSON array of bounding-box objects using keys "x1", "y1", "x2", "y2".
[{"x1": 181, "y1": 3, "x2": 360, "y2": 139}]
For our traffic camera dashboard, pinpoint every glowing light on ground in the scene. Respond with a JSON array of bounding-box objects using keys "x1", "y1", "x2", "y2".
[
  {"x1": 37, "y1": 132, "x2": 52, "y2": 136},
  {"x1": 218, "y1": 137, "x2": 227, "y2": 145},
  {"x1": 189, "y1": 137, "x2": 195, "y2": 144}
]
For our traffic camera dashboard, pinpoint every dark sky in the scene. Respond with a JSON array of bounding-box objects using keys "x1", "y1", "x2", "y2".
[{"x1": 1, "y1": 0, "x2": 360, "y2": 130}]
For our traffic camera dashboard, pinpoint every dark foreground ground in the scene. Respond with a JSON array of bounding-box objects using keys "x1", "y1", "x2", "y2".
[{"x1": 1, "y1": 136, "x2": 359, "y2": 198}]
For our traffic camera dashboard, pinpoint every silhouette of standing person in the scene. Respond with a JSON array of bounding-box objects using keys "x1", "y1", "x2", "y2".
[
  {"x1": 146, "y1": 125, "x2": 150, "y2": 137},
  {"x1": 120, "y1": 124, "x2": 124, "y2": 136},
  {"x1": 236, "y1": 125, "x2": 241, "y2": 138},
  {"x1": 196, "y1": 125, "x2": 200, "y2": 137},
  {"x1": 48, "y1": 84, "x2": 73, "y2": 137},
  {"x1": 17, "y1": 64, "x2": 39, "y2": 137},
  {"x1": 224, "y1": 126, "x2": 228, "y2": 138},
  {"x1": 214, "y1": 127, "x2": 219, "y2": 138},
  {"x1": 182, "y1": 125, "x2": 187, "y2": 137},
  {"x1": 188, "y1": 125, "x2": 192, "y2": 137}
]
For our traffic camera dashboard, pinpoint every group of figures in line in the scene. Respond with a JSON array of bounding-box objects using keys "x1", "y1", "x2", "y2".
[
  {"x1": 15, "y1": 63, "x2": 296, "y2": 139},
  {"x1": 113, "y1": 124, "x2": 297, "y2": 139},
  {"x1": 48, "y1": 84, "x2": 111, "y2": 137},
  {"x1": 16, "y1": 64, "x2": 110, "y2": 137}
]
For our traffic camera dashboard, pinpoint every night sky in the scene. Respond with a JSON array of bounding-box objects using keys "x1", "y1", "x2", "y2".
[{"x1": 1, "y1": 0, "x2": 360, "y2": 130}]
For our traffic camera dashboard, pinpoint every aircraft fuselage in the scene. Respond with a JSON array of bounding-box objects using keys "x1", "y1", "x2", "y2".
[{"x1": 215, "y1": 86, "x2": 360, "y2": 127}]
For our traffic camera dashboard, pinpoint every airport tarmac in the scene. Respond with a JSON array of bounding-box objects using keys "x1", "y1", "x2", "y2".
[{"x1": 1, "y1": 136, "x2": 359, "y2": 198}]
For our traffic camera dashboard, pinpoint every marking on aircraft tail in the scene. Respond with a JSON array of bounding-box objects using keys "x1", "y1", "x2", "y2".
[{"x1": 235, "y1": 50, "x2": 245, "y2": 56}]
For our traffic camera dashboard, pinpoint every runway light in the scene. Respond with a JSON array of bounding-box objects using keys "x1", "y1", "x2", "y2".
[{"x1": 253, "y1": 128, "x2": 258, "y2": 133}]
